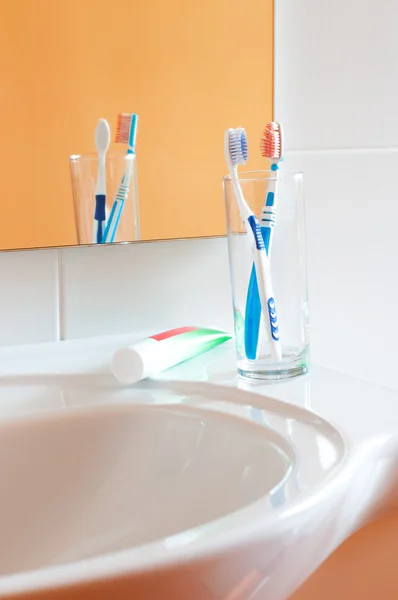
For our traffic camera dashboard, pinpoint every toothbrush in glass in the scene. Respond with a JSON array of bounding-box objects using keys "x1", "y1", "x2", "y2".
[
  {"x1": 244, "y1": 122, "x2": 283, "y2": 360},
  {"x1": 102, "y1": 113, "x2": 138, "y2": 243},
  {"x1": 224, "y1": 127, "x2": 282, "y2": 362},
  {"x1": 93, "y1": 119, "x2": 110, "y2": 244}
]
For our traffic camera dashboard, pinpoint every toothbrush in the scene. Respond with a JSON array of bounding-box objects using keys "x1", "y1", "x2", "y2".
[
  {"x1": 260, "y1": 122, "x2": 283, "y2": 252},
  {"x1": 93, "y1": 119, "x2": 110, "y2": 244},
  {"x1": 244, "y1": 122, "x2": 283, "y2": 360},
  {"x1": 102, "y1": 113, "x2": 138, "y2": 243},
  {"x1": 224, "y1": 127, "x2": 282, "y2": 362}
]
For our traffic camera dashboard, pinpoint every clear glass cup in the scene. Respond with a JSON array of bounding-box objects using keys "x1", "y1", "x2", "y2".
[
  {"x1": 223, "y1": 170, "x2": 309, "y2": 381},
  {"x1": 70, "y1": 152, "x2": 139, "y2": 245}
]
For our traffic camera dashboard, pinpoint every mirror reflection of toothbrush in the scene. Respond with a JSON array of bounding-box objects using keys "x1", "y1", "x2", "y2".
[
  {"x1": 93, "y1": 119, "x2": 110, "y2": 244},
  {"x1": 102, "y1": 113, "x2": 138, "y2": 244},
  {"x1": 224, "y1": 127, "x2": 282, "y2": 362},
  {"x1": 244, "y1": 122, "x2": 283, "y2": 360}
]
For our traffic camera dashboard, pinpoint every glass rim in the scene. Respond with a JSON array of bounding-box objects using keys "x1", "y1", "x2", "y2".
[
  {"x1": 222, "y1": 169, "x2": 303, "y2": 182},
  {"x1": 69, "y1": 152, "x2": 135, "y2": 162}
]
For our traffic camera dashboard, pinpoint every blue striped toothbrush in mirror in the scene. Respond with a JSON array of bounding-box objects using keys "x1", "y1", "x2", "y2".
[
  {"x1": 244, "y1": 122, "x2": 284, "y2": 360},
  {"x1": 102, "y1": 113, "x2": 138, "y2": 244}
]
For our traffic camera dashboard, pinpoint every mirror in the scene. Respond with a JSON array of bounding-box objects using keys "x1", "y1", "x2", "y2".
[{"x1": 0, "y1": 0, "x2": 273, "y2": 251}]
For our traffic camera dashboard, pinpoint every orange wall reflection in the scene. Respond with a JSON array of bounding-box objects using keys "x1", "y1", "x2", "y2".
[
  {"x1": 290, "y1": 511, "x2": 398, "y2": 600},
  {"x1": 0, "y1": 0, "x2": 273, "y2": 249}
]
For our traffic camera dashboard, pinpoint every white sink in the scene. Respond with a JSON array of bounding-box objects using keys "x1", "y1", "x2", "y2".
[
  {"x1": 0, "y1": 403, "x2": 292, "y2": 574},
  {"x1": 0, "y1": 380, "x2": 346, "y2": 600}
]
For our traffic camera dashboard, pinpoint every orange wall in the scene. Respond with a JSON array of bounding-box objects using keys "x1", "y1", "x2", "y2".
[
  {"x1": 0, "y1": 0, "x2": 273, "y2": 250},
  {"x1": 290, "y1": 511, "x2": 398, "y2": 600},
  {"x1": 9, "y1": 513, "x2": 398, "y2": 599}
]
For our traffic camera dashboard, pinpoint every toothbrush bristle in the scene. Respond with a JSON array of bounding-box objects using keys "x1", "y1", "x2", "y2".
[
  {"x1": 115, "y1": 113, "x2": 132, "y2": 144},
  {"x1": 260, "y1": 122, "x2": 283, "y2": 160},
  {"x1": 229, "y1": 128, "x2": 248, "y2": 166}
]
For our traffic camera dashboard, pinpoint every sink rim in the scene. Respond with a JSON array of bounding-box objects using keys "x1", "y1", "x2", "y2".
[{"x1": 0, "y1": 381, "x2": 348, "y2": 598}]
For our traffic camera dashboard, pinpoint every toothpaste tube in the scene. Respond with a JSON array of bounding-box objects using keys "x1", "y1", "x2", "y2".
[{"x1": 111, "y1": 326, "x2": 232, "y2": 384}]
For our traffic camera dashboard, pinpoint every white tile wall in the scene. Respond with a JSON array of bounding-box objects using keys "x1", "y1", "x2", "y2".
[
  {"x1": 0, "y1": 238, "x2": 233, "y2": 349},
  {"x1": 275, "y1": 0, "x2": 398, "y2": 150},
  {"x1": 282, "y1": 150, "x2": 398, "y2": 387},
  {"x1": 60, "y1": 238, "x2": 233, "y2": 340},
  {"x1": 0, "y1": 249, "x2": 59, "y2": 345},
  {"x1": 275, "y1": 1, "x2": 398, "y2": 388}
]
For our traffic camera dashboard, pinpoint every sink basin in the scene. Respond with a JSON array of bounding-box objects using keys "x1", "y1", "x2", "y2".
[
  {"x1": 0, "y1": 380, "x2": 346, "y2": 600},
  {"x1": 0, "y1": 403, "x2": 292, "y2": 575}
]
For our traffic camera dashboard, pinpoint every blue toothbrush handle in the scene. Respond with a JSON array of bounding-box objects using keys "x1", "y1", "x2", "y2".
[
  {"x1": 109, "y1": 201, "x2": 124, "y2": 243},
  {"x1": 94, "y1": 194, "x2": 106, "y2": 244},
  {"x1": 96, "y1": 221, "x2": 104, "y2": 244},
  {"x1": 245, "y1": 265, "x2": 261, "y2": 360},
  {"x1": 244, "y1": 227, "x2": 272, "y2": 360}
]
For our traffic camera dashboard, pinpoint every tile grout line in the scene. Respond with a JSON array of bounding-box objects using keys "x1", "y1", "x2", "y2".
[
  {"x1": 285, "y1": 147, "x2": 398, "y2": 155},
  {"x1": 55, "y1": 248, "x2": 65, "y2": 342}
]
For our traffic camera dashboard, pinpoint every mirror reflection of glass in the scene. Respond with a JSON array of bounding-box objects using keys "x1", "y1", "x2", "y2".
[{"x1": 0, "y1": 0, "x2": 273, "y2": 251}]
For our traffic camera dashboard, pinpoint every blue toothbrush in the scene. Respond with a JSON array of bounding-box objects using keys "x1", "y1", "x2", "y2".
[
  {"x1": 102, "y1": 113, "x2": 138, "y2": 243},
  {"x1": 244, "y1": 122, "x2": 283, "y2": 360}
]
